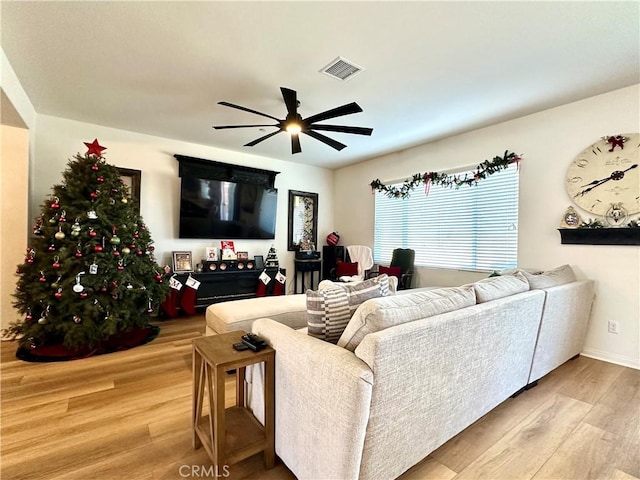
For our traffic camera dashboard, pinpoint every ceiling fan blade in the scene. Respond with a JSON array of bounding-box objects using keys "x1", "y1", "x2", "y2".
[
  {"x1": 291, "y1": 134, "x2": 302, "y2": 154},
  {"x1": 244, "y1": 130, "x2": 282, "y2": 147},
  {"x1": 281, "y1": 87, "x2": 298, "y2": 117},
  {"x1": 218, "y1": 101, "x2": 281, "y2": 122},
  {"x1": 308, "y1": 124, "x2": 373, "y2": 136},
  {"x1": 303, "y1": 130, "x2": 347, "y2": 151},
  {"x1": 304, "y1": 102, "x2": 363, "y2": 124},
  {"x1": 213, "y1": 124, "x2": 279, "y2": 130}
]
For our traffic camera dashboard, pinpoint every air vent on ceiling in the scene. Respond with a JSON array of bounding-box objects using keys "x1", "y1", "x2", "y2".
[{"x1": 320, "y1": 56, "x2": 364, "y2": 82}]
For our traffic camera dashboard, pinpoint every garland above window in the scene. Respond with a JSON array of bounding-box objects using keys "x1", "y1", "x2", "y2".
[{"x1": 370, "y1": 150, "x2": 522, "y2": 199}]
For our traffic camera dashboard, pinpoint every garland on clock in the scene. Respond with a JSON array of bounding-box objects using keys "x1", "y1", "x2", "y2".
[
  {"x1": 370, "y1": 150, "x2": 522, "y2": 199},
  {"x1": 10, "y1": 140, "x2": 169, "y2": 359}
]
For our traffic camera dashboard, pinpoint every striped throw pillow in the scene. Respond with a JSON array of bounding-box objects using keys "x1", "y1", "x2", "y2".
[{"x1": 307, "y1": 275, "x2": 390, "y2": 343}]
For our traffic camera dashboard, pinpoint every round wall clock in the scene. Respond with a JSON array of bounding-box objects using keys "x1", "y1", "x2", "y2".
[{"x1": 566, "y1": 133, "x2": 640, "y2": 216}]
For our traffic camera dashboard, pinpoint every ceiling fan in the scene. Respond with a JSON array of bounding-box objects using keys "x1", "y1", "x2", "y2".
[{"x1": 212, "y1": 87, "x2": 373, "y2": 154}]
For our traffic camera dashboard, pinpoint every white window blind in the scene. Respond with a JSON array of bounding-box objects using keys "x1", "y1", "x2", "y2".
[{"x1": 374, "y1": 164, "x2": 519, "y2": 271}]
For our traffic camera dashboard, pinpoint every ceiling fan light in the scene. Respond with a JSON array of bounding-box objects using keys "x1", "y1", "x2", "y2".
[{"x1": 286, "y1": 123, "x2": 302, "y2": 134}]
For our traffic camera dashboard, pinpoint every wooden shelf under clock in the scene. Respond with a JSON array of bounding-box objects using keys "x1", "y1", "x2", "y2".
[{"x1": 558, "y1": 228, "x2": 640, "y2": 246}]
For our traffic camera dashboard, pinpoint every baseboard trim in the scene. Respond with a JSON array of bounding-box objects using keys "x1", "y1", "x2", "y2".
[{"x1": 582, "y1": 347, "x2": 640, "y2": 370}]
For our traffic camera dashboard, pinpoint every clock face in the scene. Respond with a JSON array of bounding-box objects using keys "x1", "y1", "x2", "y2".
[{"x1": 566, "y1": 133, "x2": 640, "y2": 216}]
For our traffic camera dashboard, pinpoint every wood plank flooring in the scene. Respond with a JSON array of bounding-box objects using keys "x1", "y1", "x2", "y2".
[{"x1": 1, "y1": 314, "x2": 638, "y2": 480}]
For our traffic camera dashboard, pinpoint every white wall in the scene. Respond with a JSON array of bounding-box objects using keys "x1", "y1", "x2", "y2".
[
  {"x1": 31, "y1": 115, "x2": 335, "y2": 295},
  {"x1": 334, "y1": 84, "x2": 640, "y2": 369}
]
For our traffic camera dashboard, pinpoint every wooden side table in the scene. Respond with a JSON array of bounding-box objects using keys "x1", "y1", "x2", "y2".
[{"x1": 192, "y1": 332, "x2": 275, "y2": 471}]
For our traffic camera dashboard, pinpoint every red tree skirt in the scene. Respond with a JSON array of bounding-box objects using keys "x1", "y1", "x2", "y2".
[{"x1": 16, "y1": 325, "x2": 160, "y2": 362}]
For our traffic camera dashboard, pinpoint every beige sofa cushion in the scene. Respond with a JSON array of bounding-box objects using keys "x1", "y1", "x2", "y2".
[
  {"x1": 520, "y1": 264, "x2": 576, "y2": 289},
  {"x1": 337, "y1": 286, "x2": 476, "y2": 351},
  {"x1": 307, "y1": 275, "x2": 390, "y2": 343},
  {"x1": 471, "y1": 272, "x2": 529, "y2": 303},
  {"x1": 205, "y1": 294, "x2": 307, "y2": 335}
]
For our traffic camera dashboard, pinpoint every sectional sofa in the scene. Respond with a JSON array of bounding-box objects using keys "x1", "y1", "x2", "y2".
[{"x1": 205, "y1": 267, "x2": 594, "y2": 479}]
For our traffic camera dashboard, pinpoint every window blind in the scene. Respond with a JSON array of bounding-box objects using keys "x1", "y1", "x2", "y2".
[{"x1": 374, "y1": 164, "x2": 519, "y2": 271}]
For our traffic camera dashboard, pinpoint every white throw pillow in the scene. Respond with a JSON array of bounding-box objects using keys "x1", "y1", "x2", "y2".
[
  {"x1": 337, "y1": 286, "x2": 476, "y2": 351},
  {"x1": 471, "y1": 271, "x2": 530, "y2": 303},
  {"x1": 520, "y1": 264, "x2": 576, "y2": 289}
]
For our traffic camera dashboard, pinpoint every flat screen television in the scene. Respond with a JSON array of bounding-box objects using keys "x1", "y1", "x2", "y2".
[{"x1": 179, "y1": 177, "x2": 277, "y2": 239}]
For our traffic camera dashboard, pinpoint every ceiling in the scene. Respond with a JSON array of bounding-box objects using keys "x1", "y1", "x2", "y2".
[{"x1": 2, "y1": 1, "x2": 639, "y2": 169}]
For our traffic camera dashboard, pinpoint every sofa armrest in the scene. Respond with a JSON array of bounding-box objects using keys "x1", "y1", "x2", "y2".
[{"x1": 250, "y1": 318, "x2": 373, "y2": 480}]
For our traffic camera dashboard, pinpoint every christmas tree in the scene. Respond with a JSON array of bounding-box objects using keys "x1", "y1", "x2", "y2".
[{"x1": 11, "y1": 140, "x2": 169, "y2": 356}]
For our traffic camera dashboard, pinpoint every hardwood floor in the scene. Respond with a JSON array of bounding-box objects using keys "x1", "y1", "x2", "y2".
[{"x1": 1, "y1": 315, "x2": 638, "y2": 480}]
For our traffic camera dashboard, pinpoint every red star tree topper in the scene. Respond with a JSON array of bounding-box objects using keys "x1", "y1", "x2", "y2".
[{"x1": 84, "y1": 138, "x2": 106, "y2": 157}]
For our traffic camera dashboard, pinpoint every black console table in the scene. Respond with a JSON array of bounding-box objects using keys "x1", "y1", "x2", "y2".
[
  {"x1": 174, "y1": 268, "x2": 285, "y2": 309},
  {"x1": 294, "y1": 259, "x2": 322, "y2": 293}
]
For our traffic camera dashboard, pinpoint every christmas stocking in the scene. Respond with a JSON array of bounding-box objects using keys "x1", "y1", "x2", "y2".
[
  {"x1": 273, "y1": 270, "x2": 286, "y2": 296},
  {"x1": 161, "y1": 276, "x2": 182, "y2": 318},
  {"x1": 257, "y1": 271, "x2": 271, "y2": 297},
  {"x1": 180, "y1": 276, "x2": 200, "y2": 316}
]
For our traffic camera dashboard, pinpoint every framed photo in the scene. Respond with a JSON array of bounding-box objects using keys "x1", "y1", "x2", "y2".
[
  {"x1": 116, "y1": 167, "x2": 142, "y2": 215},
  {"x1": 236, "y1": 251, "x2": 249, "y2": 260},
  {"x1": 205, "y1": 247, "x2": 218, "y2": 261},
  {"x1": 172, "y1": 251, "x2": 193, "y2": 273}
]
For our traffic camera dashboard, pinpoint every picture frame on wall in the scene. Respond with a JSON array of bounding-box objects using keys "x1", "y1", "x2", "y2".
[
  {"x1": 236, "y1": 251, "x2": 249, "y2": 260},
  {"x1": 116, "y1": 167, "x2": 142, "y2": 215},
  {"x1": 172, "y1": 251, "x2": 193, "y2": 273}
]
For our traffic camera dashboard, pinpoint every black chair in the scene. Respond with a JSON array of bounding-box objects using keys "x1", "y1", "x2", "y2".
[
  {"x1": 369, "y1": 248, "x2": 415, "y2": 290},
  {"x1": 390, "y1": 248, "x2": 415, "y2": 290}
]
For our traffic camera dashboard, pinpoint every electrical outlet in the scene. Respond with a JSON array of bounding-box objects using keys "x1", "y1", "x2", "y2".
[{"x1": 608, "y1": 320, "x2": 619, "y2": 334}]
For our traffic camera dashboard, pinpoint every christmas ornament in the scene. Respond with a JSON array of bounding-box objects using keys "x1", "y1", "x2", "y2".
[
  {"x1": 87, "y1": 210, "x2": 98, "y2": 220},
  {"x1": 80, "y1": 291, "x2": 88, "y2": 299},
  {"x1": 89, "y1": 227, "x2": 97, "y2": 237},
  {"x1": 84, "y1": 138, "x2": 106, "y2": 157},
  {"x1": 25, "y1": 309, "x2": 33, "y2": 321},
  {"x1": 90, "y1": 191, "x2": 99, "y2": 199},
  {"x1": 54, "y1": 226, "x2": 66, "y2": 240},
  {"x1": 112, "y1": 247, "x2": 120, "y2": 256},
  {"x1": 48, "y1": 243, "x2": 56, "y2": 252},
  {"x1": 121, "y1": 246, "x2": 131, "y2": 255},
  {"x1": 26, "y1": 249, "x2": 36, "y2": 264},
  {"x1": 110, "y1": 227, "x2": 121, "y2": 245},
  {"x1": 91, "y1": 164, "x2": 100, "y2": 171},
  {"x1": 54, "y1": 288, "x2": 63, "y2": 299},
  {"x1": 133, "y1": 231, "x2": 139, "y2": 239},
  {"x1": 97, "y1": 176, "x2": 104, "y2": 183},
  {"x1": 117, "y1": 260, "x2": 125, "y2": 271},
  {"x1": 49, "y1": 215, "x2": 58, "y2": 225},
  {"x1": 59, "y1": 210, "x2": 67, "y2": 222},
  {"x1": 52, "y1": 256, "x2": 61, "y2": 269},
  {"x1": 51, "y1": 276, "x2": 62, "y2": 289},
  {"x1": 89, "y1": 262, "x2": 98, "y2": 275},
  {"x1": 94, "y1": 244, "x2": 103, "y2": 252},
  {"x1": 73, "y1": 315, "x2": 82, "y2": 324},
  {"x1": 39, "y1": 272, "x2": 47, "y2": 282},
  {"x1": 72, "y1": 272, "x2": 85, "y2": 293},
  {"x1": 122, "y1": 197, "x2": 128, "y2": 204},
  {"x1": 75, "y1": 244, "x2": 83, "y2": 258},
  {"x1": 51, "y1": 196, "x2": 60, "y2": 210},
  {"x1": 147, "y1": 298, "x2": 154, "y2": 314}
]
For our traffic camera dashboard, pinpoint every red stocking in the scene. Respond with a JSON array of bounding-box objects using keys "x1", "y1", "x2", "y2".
[
  {"x1": 272, "y1": 280, "x2": 284, "y2": 296},
  {"x1": 257, "y1": 271, "x2": 270, "y2": 297},
  {"x1": 273, "y1": 270, "x2": 286, "y2": 296},
  {"x1": 161, "y1": 288, "x2": 180, "y2": 318},
  {"x1": 180, "y1": 286, "x2": 197, "y2": 315}
]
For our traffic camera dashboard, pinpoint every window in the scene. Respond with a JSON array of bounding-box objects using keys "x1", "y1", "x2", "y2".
[{"x1": 374, "y1": 164, "x2": 519, "y2": 271}]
